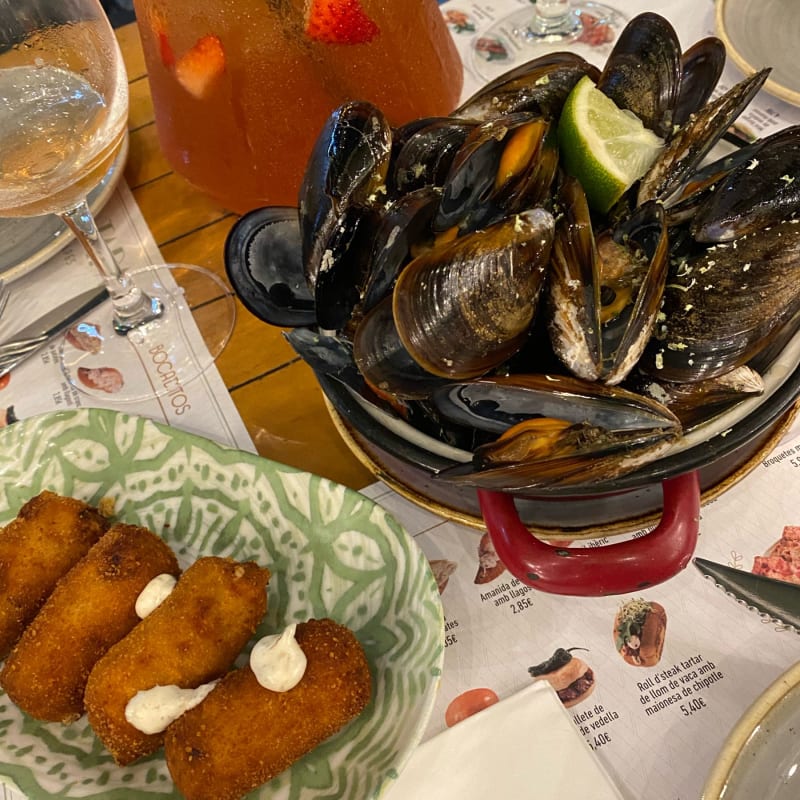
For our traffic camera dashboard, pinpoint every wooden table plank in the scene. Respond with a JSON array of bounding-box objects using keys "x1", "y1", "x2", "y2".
[
  {"x1": 132, "y1": 174, "x2": 231, "y2": 245},
  {"x1": 128, "y1": 76, "x2": 154, "y2": 131},
  {"x1": 116, "y1": 23, "x2": 146, "y2": 81},
  {"x1": 232, "y1": 361, "x2": 374, "y2": 489}
]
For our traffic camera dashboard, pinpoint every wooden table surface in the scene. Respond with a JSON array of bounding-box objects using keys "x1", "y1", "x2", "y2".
[{"x1": 117, "y1": 22, "x2": 375, "y2": 491}]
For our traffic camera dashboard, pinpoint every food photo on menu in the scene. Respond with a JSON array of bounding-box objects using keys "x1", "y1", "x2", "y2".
[
  {"x1": 529, "y1": 647, "x2": 597, "y2": 707},
  {"x1": 752, "y1": 526, "x2": 800, "y2": 583}
]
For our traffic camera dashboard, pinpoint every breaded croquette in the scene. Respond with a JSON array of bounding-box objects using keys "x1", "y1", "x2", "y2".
[
  {"x1": 0, "y1": 491, "x2": 110, "y2": 658},
  {"x1": 164, "y1": 618, "x2": 371, "y2": 800},
  {"x1": 0, "y1": 524, "x2": 180, "y2": 723},
  {"x1": 84, "y1": 556, "x2": 270, "y2": 765}
]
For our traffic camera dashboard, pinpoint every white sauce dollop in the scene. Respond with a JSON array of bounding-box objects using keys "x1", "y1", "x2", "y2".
[
  {"x1": 250, "y1": 623, "x2": 307, "y2": 692},
  {"x1": 124, "y1": 682, "x2": 217, "y2": 734},
  {"x1": 135, "y1": 573, "x2": 177, "y2": 619}
]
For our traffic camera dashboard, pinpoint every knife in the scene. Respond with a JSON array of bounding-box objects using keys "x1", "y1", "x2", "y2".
[
  {"x1": 0, "y1": 286, "x2": 108, "y2": 377},
  {"x1": 693, "y1": 557, "x2": 800, "y2": 630}
]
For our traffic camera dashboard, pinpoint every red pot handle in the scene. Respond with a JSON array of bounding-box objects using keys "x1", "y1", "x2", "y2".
[{"x1": 478, "y1": 470, "x2": 701, "y2": 596}]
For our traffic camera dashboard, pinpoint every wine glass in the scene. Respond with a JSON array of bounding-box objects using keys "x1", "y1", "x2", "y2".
[
  {"x1": 0, "y1": 0, "x2": 236, "y2": 402},
  {"x1": 470, "y1": 0, "x2": 628, "y2": 82}
]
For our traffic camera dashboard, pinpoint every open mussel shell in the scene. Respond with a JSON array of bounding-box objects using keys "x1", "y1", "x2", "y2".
[
  {"x1": 224, "y1": 206, "x2": 315, "y2": 329},
  {"x1": 453, "y1": 52, "x2": 600, "y2": 121},
  {"x1": 597, "y1": 11, "x2": 681, "y2": 139},
  {"x1": 313, "y1": 203, "x2": 382, "y2": 332},
  {"x1": 547, "y1": 177, "x2": 668, "y2": 385},
  {"x1": 390, "y1": 117, "x2": 476, "y2": 196},
  {"x1": 691, "y1": 125, "x2": 800, "y2": 243},
  {"x1": 431, "y1": 373, "x2": 681, "y2": 490},
  {"x1": 663, "y1": 140, "x2": 763, "y2": 227},
  {"x1": 394, "y1": 208, "x2": 555, "y2": 380},
  {"x1": 431, "y1": 373, "x2": 682, "y2": 435},
  {"x1": 641, "y1": 218, "x2": 800, "y2": 382},
  {"x1": 434, "y1": 112, "x2": 546, "y2": 233},
  {"x1": 284, "y1": 327, "x2": 366, "y2": 394},
  {"x1": 353, "y1": 295, "x2": 450, "y2": 401},
  {"x1": 625, "y1": 365, "x2": 764, "y2": 432},
  {"x1": 637, "y1": 68, "x2": 770, "y2": 207},
  {"x1": 599, "y1": 201, "x2": 670, "y2": 383},
  {"x1": 360, "y1": 186, "x2": 441, "y2": 315},
  {"x1": 436, "y1": 424, "x2": 681, "y2": 491}
]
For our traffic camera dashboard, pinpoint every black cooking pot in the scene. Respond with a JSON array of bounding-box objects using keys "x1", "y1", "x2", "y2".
[
  {"x1": 225, "y1": 208, "x2": 800, "y2": 598},
  {"x1": 318, "y1": 365, "x2": 798, "y2": 596}
]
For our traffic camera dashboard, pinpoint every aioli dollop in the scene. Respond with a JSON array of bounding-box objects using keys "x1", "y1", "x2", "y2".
[
  {"x1": 124, "y1": 682, "x2": 217, "y2": 734},
  {"x1": 250, "y1": 623, "x2": 307, "y2": 692},
  {"x1": 135, "y1": 573, "x2": 177, "y2": 619}
]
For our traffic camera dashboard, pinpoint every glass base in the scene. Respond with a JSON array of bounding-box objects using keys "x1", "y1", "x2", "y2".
[
  {"x1": 59, "y1": 264, "x2": 236, "y2": 404},
  {"x1": 470, "y1": 2, "x2": 628, "y2": 83}
]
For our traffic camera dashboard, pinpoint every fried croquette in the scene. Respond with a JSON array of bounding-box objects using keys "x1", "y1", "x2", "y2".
[
  {"x1": 84, "y1": 556, "x2": 270, "y2": 765},
  {"x1": 164, "y1": 618, "x2": 371, "y2": 800},
  {"x1": 0, "y1": 491, "x2": 110, "y2": 658},
  {"x1": 0, "y1": 524, "x2": 180, "y2": 723}
]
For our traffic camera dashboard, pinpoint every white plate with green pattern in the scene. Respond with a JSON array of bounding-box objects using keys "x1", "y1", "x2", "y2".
[{"x1": 0, "y1": 408, "x2": 444, "y2": 799}]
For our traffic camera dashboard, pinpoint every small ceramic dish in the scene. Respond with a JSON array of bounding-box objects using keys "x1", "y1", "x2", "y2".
[
  {"x1": 716, "y1": 0, "x2": 800, "y2": 107},
  {"x1": 702, "y1": 659, "x2": 800, "y2": 799}
]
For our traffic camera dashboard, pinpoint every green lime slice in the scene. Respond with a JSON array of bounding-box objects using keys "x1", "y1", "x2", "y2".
[{"x1": 558, "y1": 75, "x2": 664, "y2": 213}]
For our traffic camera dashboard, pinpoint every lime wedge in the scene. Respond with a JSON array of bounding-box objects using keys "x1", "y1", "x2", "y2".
[{"x1": 558, "y1": 75, "x2": 664, "y2": 213}]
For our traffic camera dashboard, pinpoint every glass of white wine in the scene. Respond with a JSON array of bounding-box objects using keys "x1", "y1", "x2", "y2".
[{"x1": 0, "y1": 0, "x2": 235, "y2": 402}]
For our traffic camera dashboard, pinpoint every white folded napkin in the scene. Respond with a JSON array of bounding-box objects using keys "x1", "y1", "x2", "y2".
[{"x1": 387, "y1": 681, "x2": 625, "y2": 799}]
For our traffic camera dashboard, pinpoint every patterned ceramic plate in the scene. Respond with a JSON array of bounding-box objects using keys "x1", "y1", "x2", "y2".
[{"x1": 0, "y1": 409, "x2": 444, "y2": 799}]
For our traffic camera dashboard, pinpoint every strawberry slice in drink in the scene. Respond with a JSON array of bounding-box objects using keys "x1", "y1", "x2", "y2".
[
  {"x1": 158, "y1": 32, "x2": 175, "y2": 68},
  {"x1": 174, "y1": 34, "x2": 226, "y2": 99},
  {"x1": 304, "y1": 0, "x2": 380, "y2": 44}
]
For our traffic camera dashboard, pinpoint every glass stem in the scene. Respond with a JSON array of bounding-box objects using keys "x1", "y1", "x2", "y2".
[{"x1": 60, "y1": 200, "x2": 163, "y2": 334}]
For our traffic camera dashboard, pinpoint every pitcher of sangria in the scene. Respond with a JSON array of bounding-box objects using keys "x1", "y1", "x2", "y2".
[{"x1": 132, "y1": 0, "x2": 464, "y2": 214}]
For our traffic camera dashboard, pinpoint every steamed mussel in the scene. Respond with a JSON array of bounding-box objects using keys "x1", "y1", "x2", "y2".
[{"x1": 225, "y1": 11, "x2": 800, "y2": 492}]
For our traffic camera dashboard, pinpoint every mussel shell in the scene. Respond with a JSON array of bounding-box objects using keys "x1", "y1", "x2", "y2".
[
  {"x1": 491, "y1": 118, "x2": 559, "y2": 214},
  {"x1": 597, "y1": 12, "x2": 681, "y2": 139},
  {"x1": 313, "y1": 203, "x2": 383, "y2": 333},
  {"x1": 673, "y1": 36, "x2": 726, "y2": 128},
  {"x1": 437, "y1": 421, "x2": 680, "y2": 491},
  {"x1": 547, "y1": 177, "x2": 668, "y2": 385},
  {"x1": 353, "y1": 295, "x2": 450, "y2": 400},
  {"x1": 299, "y1": 101, "x2": 392, "y2": 290},
  {"x1": 224, "y1": 206, "x2": 315, "y2": 328},
  {"x1": 453, "y1": 52, "x2": 600, "y2": 121},
  {"x1": 691, "y1": 125, "x2": 800, "y2": 243},
  {"x1": 393, "y1": 208, "x2": 555, "y2": 380},
  {"x1": 359, "y1": 186, "x2": 441, "y2": 315},
  {"x1": 625, "y1": 365, "x2": 764, "y2": 432},
  {"x1": 664, "y1": 140, "x2": 762, "y2": 226},
  {"x1": 434, "y1": 112, "x2": 539, "y2": 233},
  {"x1": 431, "y1": 373, "x2": 681, "y2": 435},
  {"x1": 547, "y1": 175, "x2": 601, "y2": 380},
  {"x1": 390, "y1": 117, "x2": 476, "y2": 196},
  {"x1": 748, "y1": 307, "x2": 800, "y2": 375},
  {"x1": 637, "y1": 68, "x2": 770, "y2": 207},
  {"x1": 600, "y1": 200, "x2": 669, "y2": 384},
  {"x1": 641, "y1": 218, "x2": 800, "y2": 382},
  {"x1": 284, "y1": 327, "x2": 365, "y2": 394}
]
